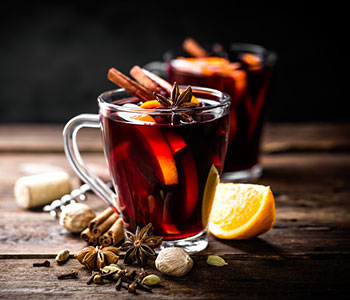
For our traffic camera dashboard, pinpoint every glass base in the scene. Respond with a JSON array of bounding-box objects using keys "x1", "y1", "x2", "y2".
[
  {"x1": 159, "y1": 229, "x2": 208, "y2": 254},
  {"x1": 221, "y1": 164, "x2": 263, "y2": 182}
]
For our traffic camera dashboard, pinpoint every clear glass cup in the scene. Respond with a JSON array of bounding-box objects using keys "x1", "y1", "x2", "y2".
[
  {"x1": 63, "y1": 86, "x2": 230, "y2": 253},
  {"x1": 163, "y1": 43, "x2": 277, "y2": 181}
]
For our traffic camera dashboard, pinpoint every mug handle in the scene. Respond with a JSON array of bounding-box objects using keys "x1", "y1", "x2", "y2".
[{"x1": 63, "y1": 114, "x2": 120, "y2": 213}]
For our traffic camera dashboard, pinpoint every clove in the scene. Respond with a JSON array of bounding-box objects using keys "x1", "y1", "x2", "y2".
[
  {"x1": 57, "y1": 270, "x2": 78, "y2": 280},
  {"x1": 33, "y1": 260, "x2": 50, "y2": 267}
]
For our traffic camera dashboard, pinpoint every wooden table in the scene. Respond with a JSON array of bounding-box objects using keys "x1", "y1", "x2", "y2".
[{"x1": 0, "y1": 123, "x2": 349, "y2": 299}]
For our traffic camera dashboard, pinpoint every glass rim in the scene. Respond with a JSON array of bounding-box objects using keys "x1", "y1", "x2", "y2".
[
  {"x1": 97, "y1": 85, "x2": 231, "y2": 115},
  {"x1": 166, "y1": 42, "x2": 277, "y2": 68}
]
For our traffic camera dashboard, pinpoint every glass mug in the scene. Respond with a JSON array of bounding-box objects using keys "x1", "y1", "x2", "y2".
[
  {"x1": 148, "y1": 43, "x2": 277, "y2": 181},
  {"x1": 63, "y1": 86, "x2": 230, "y2": 253}
]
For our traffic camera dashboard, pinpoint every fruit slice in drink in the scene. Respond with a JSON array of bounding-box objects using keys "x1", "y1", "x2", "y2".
[{"x1": 118, "y1": 105, "x2": 178, "y2": 185}]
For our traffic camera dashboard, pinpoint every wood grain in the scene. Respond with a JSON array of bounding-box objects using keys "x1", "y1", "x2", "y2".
[{"x1": 0, "y1": 123, "x2": 349, "y2": 299}]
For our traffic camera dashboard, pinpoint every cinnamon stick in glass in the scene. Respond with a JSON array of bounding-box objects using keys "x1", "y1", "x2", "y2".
[
  {"x1": 183, "y1": 37, "x2": 208, "y2": 58},
  {"x1": 108, "y1": 67, "x2": 154, "y2": 101},
  {"x1": 130, "y1": 65, "x2": 161, "y2": 93}
]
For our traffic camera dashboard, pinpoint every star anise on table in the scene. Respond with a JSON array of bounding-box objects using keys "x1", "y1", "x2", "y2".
[
  {"x1": 154, "y1": 82, "x2": 201, "y2": 123},
  {"x1": 75, "y1": 245, "x2": 120, "y2": 270},
  {"x1": 122, "y1": 223, "x2": 163, "y2": 266}
]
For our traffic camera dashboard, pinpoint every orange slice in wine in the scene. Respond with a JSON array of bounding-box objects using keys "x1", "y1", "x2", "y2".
[
  {"x1": 140, "y1": 100, "x2": 162, "y2": 109},
  {"x1": 120, "y1": 104, "x2": 178, "y2": 185}
]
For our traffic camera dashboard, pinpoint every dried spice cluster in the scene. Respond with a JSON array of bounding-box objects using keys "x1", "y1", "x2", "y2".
[{"x1": 88, "y1": 266, "x2": 155, "y2": 294}]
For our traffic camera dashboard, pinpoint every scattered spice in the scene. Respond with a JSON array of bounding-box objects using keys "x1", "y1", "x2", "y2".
[
  {"x1": 93, "y1": 274, "x2": 103, "y2": 284},
  {"x1": 75, "y1": 245, "x2": 120, "y2": 270},
  {"x1": 55, "y1": 249, "x2": 70, "y2": 263},
  {"x1": 142, "y1": 274, "x2": 161, "y2": 286},
  {"x1": 86, "y1": 264, "x2": 153, "y2": 294},
  {"x1": 155, "y1": 247, "x2": 193, "y2": 277},
  {"x1": 57, "y1": 270, "x2": 78, "y2": 280},
  {"x1": 122, "y1": 223, "x2": 163, "y2": 266},
  {"x1": 33, "y1": 260, "x2": 50, "y2": 267},
  {"x1": 206, "y1": 255, "x2": 228, "y2": 267}
]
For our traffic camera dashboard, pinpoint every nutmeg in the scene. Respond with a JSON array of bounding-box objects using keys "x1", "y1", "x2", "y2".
[
  {"x1": 59, "y1": 203, "x2": 96, "y2": 233},
  {"x1": 155, "y1": 247, "x2": 193, "y2": 277}
]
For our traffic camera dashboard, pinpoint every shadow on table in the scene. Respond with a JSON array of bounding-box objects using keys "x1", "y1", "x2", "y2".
[{"x1": 213, "y1": 236, "x2": 284, "y2": 255}]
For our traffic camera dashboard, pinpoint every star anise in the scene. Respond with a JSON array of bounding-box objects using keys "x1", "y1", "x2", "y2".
[
  {"x1": 122, "y1": 223, "x2": 163, "y2": 266},
  {"x1": 153, "y1": 82, "x2": 200, "y2": 123},
  {"x1": 75, "y1": 245, "x2": 120, "y2": 270}
]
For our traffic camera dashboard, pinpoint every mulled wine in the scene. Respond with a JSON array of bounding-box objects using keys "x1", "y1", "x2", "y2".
[
  {"x1": 100, "y1": 92, "x2": 230, "y2": 241},
  {"x1": 167, "y1": 42, "x2": 277, "y2": 180}
]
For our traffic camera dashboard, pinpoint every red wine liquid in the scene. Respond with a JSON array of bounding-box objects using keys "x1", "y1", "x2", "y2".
[
  {"x1": 100, "y1": 98, "x2": 229, "y2": 240},
  {"x1": 167, "y1": 54, "x2": 274, "y2": 172}
]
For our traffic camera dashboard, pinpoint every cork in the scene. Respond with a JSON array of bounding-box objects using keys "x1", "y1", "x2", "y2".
[{"x1": 14, "y1": 171, "x2": 72, "y2": 209}]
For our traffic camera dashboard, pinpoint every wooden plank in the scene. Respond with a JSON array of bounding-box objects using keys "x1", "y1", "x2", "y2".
[
  {"x1": 0, "y1": 153, "x2": 349, "y2": 256},
  {"x1": 0, "y1": 256, "x2": 349, "y2": 299},
  {"x1": 0, "y1": 123, "x2": 349, "y2": 153}
]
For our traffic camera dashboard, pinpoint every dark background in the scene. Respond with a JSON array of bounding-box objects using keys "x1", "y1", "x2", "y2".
[{"x1": 0, "y1": 3, "x2": 347, "y2": 123}]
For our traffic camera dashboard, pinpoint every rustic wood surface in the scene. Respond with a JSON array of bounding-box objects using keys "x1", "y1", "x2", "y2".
[{"x1": 0, "y1": 123, "x2": 349, "y2": 299}]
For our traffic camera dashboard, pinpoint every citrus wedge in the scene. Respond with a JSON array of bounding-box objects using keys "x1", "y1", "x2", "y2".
[
  {"x1": 209, "y1": 183, "x2": 275, "y2": 239},
  {"x1": 201, "y1": 165, "x2": 220, "y2": 228}
]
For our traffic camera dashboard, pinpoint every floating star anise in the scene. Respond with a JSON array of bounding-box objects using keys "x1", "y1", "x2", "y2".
[
  {"x1": 154, "y1": 82, "x2": 199, "y2": 108},
  {"x1": 122, "y1": 223, "x2": 163, "y2": 266},
  {"x1": 153, "y1": 82, "x2": 200, "y2": 123},
  {"x1": 75, "y1": 245, "x2": 120, "y2": 270}
]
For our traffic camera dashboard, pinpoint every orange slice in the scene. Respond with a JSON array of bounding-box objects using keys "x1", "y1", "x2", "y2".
[
  {"x1": 137, "y1": 126, "x2": 178, "y2": 185},
  {"x1": 140, "y1": 100, "x2": 161, "y2": 109},
  {"x1": 209, "y1": 183, "x2": 275, "y2": 239},
  {"x1": 120, "y1": 104, "x2": 178, "y2": 185},
  {"x1": 202, "y1": 165, "x2": 220, "y2": 228},
  {"x1": 241, "y1": 53, "x2": 261, "y2": 69},
  {"x1": 165, "y1": 131, "x2": 187, "y2": 154}
]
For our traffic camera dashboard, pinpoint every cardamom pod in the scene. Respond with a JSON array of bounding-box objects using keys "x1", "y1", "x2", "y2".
[
  {"x1": 206, "y1": 255, "x2": 228, "y2": 267},
  {"x1": 101, "y1": 264, "x2": 121, "y2": 279},
  {"x1": 142, "y1": 274, "x2": 161, "y2": 286},
  {"x1": 55, "y1": 249, "x2": 70, "y2": 263}
]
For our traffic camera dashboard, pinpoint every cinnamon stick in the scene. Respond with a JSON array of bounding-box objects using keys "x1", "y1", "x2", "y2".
[
  {"x1": 130, "y1": 65, "x2": 161, "y2": 93},
  {"x1": 98, "y1": 218, "x2": 124, "y2": 247},
  {"x1": 89, "y1": 207, "x2": 114, "y2": 233},
  {"x1": 80, "y1": 228, "x2": 98, "y2": 246},
  {"x1": 91, "y1": 212, "x2": 119, "y2": 238},
  {"x1": 183, "y1": 37, "x2": 208, "y2": 58},
  {"x1": 109, "y1": 217, "x2": 124, "y2": 245},
  {"x1": 141, "y1": 68, "x2": 173, "y2": 95},
  {"x1": 108, "y1": 67, "x2": 154, "y2": 101}
]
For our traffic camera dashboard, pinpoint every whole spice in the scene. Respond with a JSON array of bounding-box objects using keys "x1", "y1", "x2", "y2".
[
  {"x1": 93, "y1": 274, "x2": 103, "y2": 284},
  {"x1": 75, "y1": 245, "x2": 120, "y2": 270},
  {"x1": 57, "y1": 270, "x2": 78, "y2": 280},
  {"x1": 33, "y1": 260, "x2": 50, "y2": 267},
  {"x1": 128, "y1": 281, "x2": 137, "y2": 293},
  {"x1": 142, "y1": 274, "x2": 161, "y2": 286},
  {"x1": 155, "y1": 247, "x2": 193, "y2": 277},
  {"x1": 55, "y1": 249, "x2": 70, "y2": 263},
  {"x1": 122, "y1": 223, "x2": 163, "y2": 266},
  {"x1": 153, "y1": 82, "x2": 201, "y2": 124},
  {"x1": 60, "y1": 202, "x2": 96, "y2": 233},
  {"x1": 206, "y1": 255, "x2": 228, "y2": 267}
]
